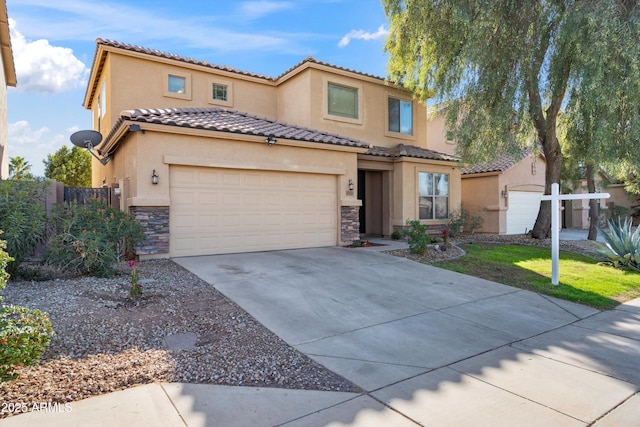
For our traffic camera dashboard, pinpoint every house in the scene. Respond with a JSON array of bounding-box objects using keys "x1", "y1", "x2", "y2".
[
  {"x1": 0, "y1": 0, "x2": 16, "y2": 179},
  {"x1": 82, "y1": 39, "x2": 460, "y2": 259},
  {"x1": 427, "y1": 107, "x2": 546, "y2": 235}
]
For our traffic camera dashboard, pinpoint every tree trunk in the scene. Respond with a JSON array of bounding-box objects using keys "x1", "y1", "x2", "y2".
[
  {"x1": 586, "y1": 164, "x2": 599, "y2": 241},
  {"x1": 530, "y1": 137, "x2": 563, "y2": 239}
]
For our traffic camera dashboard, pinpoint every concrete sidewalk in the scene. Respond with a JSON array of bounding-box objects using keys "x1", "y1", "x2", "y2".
[{"x1": 4, "y1": 245, "x2": 640, "y2": 426}]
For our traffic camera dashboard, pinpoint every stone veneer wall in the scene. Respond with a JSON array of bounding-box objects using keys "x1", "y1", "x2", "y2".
[
  {"x1": 340, "y1": 206, "x2": 360, "y2": 244},
  {"x1": 130, "y1": 206, "x2": 170, "y2": 255}
]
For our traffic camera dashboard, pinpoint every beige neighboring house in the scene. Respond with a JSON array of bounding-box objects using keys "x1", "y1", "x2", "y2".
[
  {"x1": 82, "y1": 39, "x2": 460, "y2": 259},
  {"x1": 0, "y1": 0, "x2": 16, "y2": 179},
  {"x1": 427, "y1": 108, "x2": 546, "y2": 235},
  {"x1": 565, "y1": 172, "x2": 637, "y2": 229}
]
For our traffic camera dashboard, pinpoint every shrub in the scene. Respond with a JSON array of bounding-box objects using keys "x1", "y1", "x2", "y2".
[
  {"x1": 0, "y1": 180, "x2": 48, "y2": 275},
  {"x1": 46, "y1": 200, "x2": 144, "y2": 277},
  {"x1": 598, "y1": 217, "x2": 639, "y2": 272},
  {"x1": 402, "y1": 220, "x2": 434, "y2": 255},
  {"x1": 391, "y1": 230, "x2": 402, "y2": 240},
  {"x1": 0, "y1": 237, "x2": 54, "y2": 382},
  {"x1": 447, "y1": 206, "x2": 484, "y2": 236}
]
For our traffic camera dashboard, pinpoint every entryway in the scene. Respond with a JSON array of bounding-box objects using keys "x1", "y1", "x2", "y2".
[{"x1": 358, "y1": 169, "x2": 390, "y2": 237}]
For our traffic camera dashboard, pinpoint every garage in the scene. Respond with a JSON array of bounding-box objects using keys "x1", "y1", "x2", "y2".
[
  {"x1": 506, "y1": 191, "x2": 543, "y2": 235},
  {"x1": 169, "y1": 165, "x2": 338, "y2": 257}
]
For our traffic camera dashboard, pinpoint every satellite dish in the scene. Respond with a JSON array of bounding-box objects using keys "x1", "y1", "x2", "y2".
[
  {"x1": 69, "y1": 130, "x2": 110, "y2": 165},
  {"x1": 70, "y1": 130, "x2": 102, "y2": 149}
]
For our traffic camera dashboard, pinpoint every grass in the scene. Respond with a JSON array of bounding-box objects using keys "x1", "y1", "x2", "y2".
[{"x1": 436, "y1": 244, "x2": 640, "y2": 309}]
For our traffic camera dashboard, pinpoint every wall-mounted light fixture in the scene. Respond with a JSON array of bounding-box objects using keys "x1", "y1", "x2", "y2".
[
  {"x1": 531, "y1": 157, "x2": 537, "y2": 175},
  {"x1": 114, "y1": 187, "x2": 121, "y2": 196},
  {"x1": 348, "y1": 179, "x2": 354, "y2": 191},
  {"x1": 265, "y1": 135, "x2": 277, "y2": 146},
  {"x1": 152, "y1": 169, "x2": 159, "y2": 185},
  {"x1": 501, "y1": 189, "x2": 509, "y2": 198}
]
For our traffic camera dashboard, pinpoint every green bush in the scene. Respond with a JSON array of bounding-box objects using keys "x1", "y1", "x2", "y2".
[
  {"x1": 0, "y1": 237, "x2": 54, "y2": 382},
  {"x1": 598, "y1": 217, "x2": 639, "y2": 272},
  {"x1": 391, "y1": 230, "x2": 402, "y2": 240},
  {"x1": 402, "y1": 220, "x2": 434, "y2": 255},
  {"x1": 46, "y1": 200, "x2": 144, "y2": 277},
  {"x1": 447, "y1": 206, "x2": 484, "y2": 236},
  {"x1": 0, "y1": 180, "x2": 48, "y2": 275}
]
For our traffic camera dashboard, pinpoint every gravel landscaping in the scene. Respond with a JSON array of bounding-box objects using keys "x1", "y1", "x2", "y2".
[{"x1": 0, "y1": 260, "x2": 356, "y2": 418}]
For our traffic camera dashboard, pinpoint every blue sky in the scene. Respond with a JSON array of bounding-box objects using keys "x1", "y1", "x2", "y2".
[{"x1": 5, "y1": 0, "x2": 391, "y2": 176}]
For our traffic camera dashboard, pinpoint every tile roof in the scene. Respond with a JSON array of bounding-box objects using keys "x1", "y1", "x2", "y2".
[
  {"x1": 104, "y1": 107, "x2": 372, "y2": 150},
  {"x1": 96, "y1": 39, "x2": 275, "y2": 81},
  {"x1": 365, "y1": 144, "x2": 459, "y2": 162},
  {"x1": 95, "y1": 39, "x2": 386, "y2": 83},
  {"x1": 461, "y1": 150, "x2": 531, "y2": 175}
]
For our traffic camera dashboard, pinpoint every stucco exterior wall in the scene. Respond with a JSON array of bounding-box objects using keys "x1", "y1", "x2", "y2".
[
  {"x1": 0, "y1": 47, "x2": 7, "y2": 179},
  {"x1": 500, "y1": 155, "x2": 545, "y2": 193},
  {"x1": 461, "y1": 174, "x2": 503, "y2": 234},
  {"x1": 426, "y1": 113, "x2": 457, "y2": 156}
]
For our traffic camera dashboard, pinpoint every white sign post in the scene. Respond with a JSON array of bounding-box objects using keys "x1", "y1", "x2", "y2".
[{"x1": 540, "y1": 183, "x2": 609, "y2": 285}]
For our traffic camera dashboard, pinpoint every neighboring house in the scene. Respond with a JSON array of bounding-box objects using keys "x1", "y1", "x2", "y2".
[
  {"x1": 564, "y1": 171, "x2": 637, "y2": 229},
  {"x1": 427, "y1": 107, "x2": 546, "y2": 235},
  {"x1": 82, "y1": 39, "x2": 460, "y2": 259},
  {"x1": 0, "y1": 0, "x2": 16, "y2": 179}
]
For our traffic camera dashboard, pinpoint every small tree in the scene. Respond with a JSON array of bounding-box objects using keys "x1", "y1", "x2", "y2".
[
  {"x1": 43, "y1": 145, "x2": 92, "y2": 187},
  {"x1": 8, "y1": 157, "x2": 34, "y2": 181}
]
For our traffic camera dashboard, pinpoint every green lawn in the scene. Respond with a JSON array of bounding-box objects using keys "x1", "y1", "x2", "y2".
[{"x1": 436, "y1": 244, "x2": 640, "y2": 309}]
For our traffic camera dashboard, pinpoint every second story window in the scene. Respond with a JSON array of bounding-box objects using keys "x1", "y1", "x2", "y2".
[
  {"x1": 168, "y1": 75, "x2": 186, "y2": 94},
  {"x1": 212, "y1": 83, "x2": 228, "y2": 102},
  {"x1": 328, "y1": 83, "x2": 358, "y2": 119},
  {"x1": 388, "y1": 97, "x2": 413, "y2": 135}
]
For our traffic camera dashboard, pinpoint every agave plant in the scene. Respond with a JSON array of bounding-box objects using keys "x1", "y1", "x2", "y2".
[{"x1": 598, "y1": 217, "x2": 640, "y2": 272}]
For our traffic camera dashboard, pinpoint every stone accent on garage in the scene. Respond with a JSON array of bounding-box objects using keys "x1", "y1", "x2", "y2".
[
  {"x1": 340, "y1": 206, "x2": 360, "y2": 244},
  {"x1": 130, "y1": 206, "x2": 170, "y2": 255}
]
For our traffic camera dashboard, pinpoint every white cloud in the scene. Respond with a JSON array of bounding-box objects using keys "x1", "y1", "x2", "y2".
[
  {"x1": 9, "y1": 18, "x2": 89, "y2": 94},
  {"x1": 8, "y1": 120, "x2": 67, "y2": 176},
  {"x1": 339, "y1": 24, "x2": 389, "y2": 48},
  {"x1": 240, "y1": 1, "x2": 294, "y2": 19}
]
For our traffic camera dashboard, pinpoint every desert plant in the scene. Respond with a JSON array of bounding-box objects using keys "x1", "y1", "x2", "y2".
[
  {"x1": 402, "y1": 220, "x2": 433, "y2": 255},
  {"x1": 0, "y1": 237, "x2": 54, "y2": 382},
  {"x1": 447, "y1": 207, "x2": 469, "y2": 237},
  {"x1": 46, "y1": 200, "x2": 143, "y2": 277},
  {"x1": 598, "y1": 217, "x2": 639, "y2": 272},
  {"x1": 128, "y1": 260, "x2": 142, "y2": 298},
  {"x1": 0, "y1": 180, "x2": 49, "y2": 275}
]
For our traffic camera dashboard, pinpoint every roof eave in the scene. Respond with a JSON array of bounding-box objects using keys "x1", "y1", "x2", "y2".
[{"x1": 0, "y1": 1, "x2": 17, "y2": 87}]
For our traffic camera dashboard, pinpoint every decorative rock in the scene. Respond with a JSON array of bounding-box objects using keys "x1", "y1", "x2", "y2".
[{"x1": 163, "y1": 332, "x2": 198, "y2": 351}]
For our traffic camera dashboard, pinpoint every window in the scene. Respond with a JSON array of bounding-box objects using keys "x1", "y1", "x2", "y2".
[
  {"x1": 168, "y1": 75, "x2": 186, "y2": 94},
  {"x1": 212, "y1": 83, "x2": 228, "y2": 102},
  {"x1": 328, "y1": 83, "x2": 358, "y2": 119},
  {"x1": 388, "y1": 97, "x2": 412, "y2": 135},
  {"x1": 99, "y1": 81, "x2": 107, "y2": 118},
  {"x1": 163, "y1": 70, "x2": 191, "y2": 100},
  {"x1": 418, "y1": 172, "x2": 449, "y2": 220}
]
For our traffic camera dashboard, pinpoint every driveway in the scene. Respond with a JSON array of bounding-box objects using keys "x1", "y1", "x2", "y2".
[{"x1": 175, "y1": 246, "x2": 640, "y2": 426}]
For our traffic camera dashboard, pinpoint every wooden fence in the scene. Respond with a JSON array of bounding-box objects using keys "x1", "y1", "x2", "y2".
[{"x1": 63, "y1": 187, "x2": 110, "y2": 205}]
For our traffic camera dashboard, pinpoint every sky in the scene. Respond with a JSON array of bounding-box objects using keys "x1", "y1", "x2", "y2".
[{"x1": 5, "y1": 0, "x2": 392, "y2": 177}]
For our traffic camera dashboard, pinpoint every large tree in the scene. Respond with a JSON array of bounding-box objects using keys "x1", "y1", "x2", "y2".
[
  {"x1": 383, "y1": 0, "x2": 640, "y2": 238},
  {"x1": 43, "y1": 145, "x2": 92, "y2": 187}
]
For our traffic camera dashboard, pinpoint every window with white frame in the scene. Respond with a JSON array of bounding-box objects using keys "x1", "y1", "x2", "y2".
[
  {"x1": 212, "y1": 83, "x2": 228, "y2": 102},
  {"x1": 418, "y1": 172, "x2": 449, "y2": 219},
  {"x1": 388, "y1": 97, "x2": 412, "y2": 135},
  {"x1": 327, "y1": 83, "x2": 358, "y2": 119}
]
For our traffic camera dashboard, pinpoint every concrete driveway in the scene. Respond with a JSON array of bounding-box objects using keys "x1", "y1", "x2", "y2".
[{"x1": 175, "y1": 246, "x2": 640, "y2": 426}]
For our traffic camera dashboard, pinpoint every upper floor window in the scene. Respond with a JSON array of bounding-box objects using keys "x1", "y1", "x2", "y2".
[
  {"x1": 164, "y1": 70, "x2": 191, "y2": 100},
  {"x1": 212, "y1": 84, "x2": 228, "y2": 102},
  {"x1": 208, "y1": 78, "x2": 233, "y2": 107},
  {"x1": 388, "y1": 97, "x2": 412, "y2": 135},
  {"x1": 99, "y1": 80, "x2": 107, "y2": 118},
  {"x1": 328, "y1": 83, "x2": 358, "y2": 119},
  {"x1": 168, "y1": 75, "x2": 186, "y2": 94},
  {"x1": 418, "y1": 172, "x2": 449, "y2": 220}
]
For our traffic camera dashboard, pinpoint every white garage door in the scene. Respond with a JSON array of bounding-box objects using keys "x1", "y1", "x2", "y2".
[
  {"x1": 170, "y1": 166, "x2": 338, "y2": 257},
  {"x1": 506, "y1": 191, "x2": 542, "y2": 235}
]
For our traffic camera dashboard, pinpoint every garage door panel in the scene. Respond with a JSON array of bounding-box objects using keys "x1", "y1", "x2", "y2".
[
  {"x1": 170, "y1": 166, "x2": 338, "y2": 256},
  {"x1": 507, "y1": 191, "x2": 542, "y2": 235}
]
